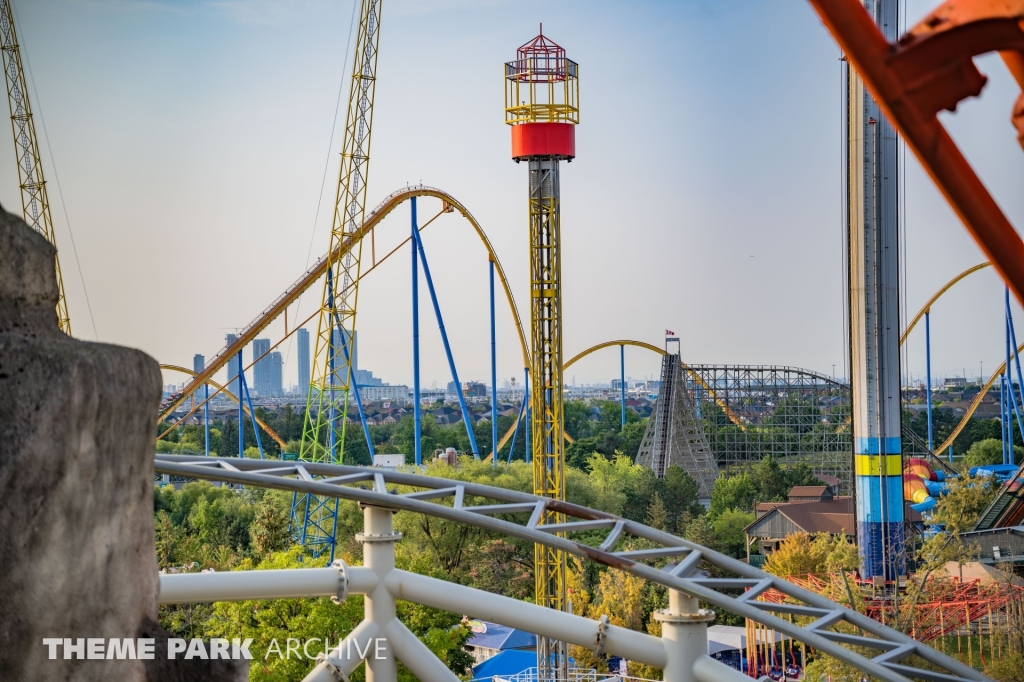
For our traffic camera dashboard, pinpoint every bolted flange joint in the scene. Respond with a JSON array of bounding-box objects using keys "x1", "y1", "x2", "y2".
[
  {"x1": 316, "y1": 652, "x2": 351, "y2": 682},
  {"x1": 331, "y1": 559, "x2": 349, "y2": 605},
  {"x1": 355, "y1": 531, "x2": 403, "y2": 544},
  {"x1": 592, "y1": 614, "x2": 610, "y2": 657},
  {"x1": 653, "y1": 608, "x2": 716, "y2": 624}
]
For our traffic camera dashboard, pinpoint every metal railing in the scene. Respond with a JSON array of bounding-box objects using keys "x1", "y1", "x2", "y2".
[{"x1": 154, "y1": 455, "x2": 993, "y2": 682}]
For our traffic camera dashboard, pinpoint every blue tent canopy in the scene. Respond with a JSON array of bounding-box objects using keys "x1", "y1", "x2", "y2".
[{"x1": 471, "y1": 649, "x2": 537, "y2": 679}]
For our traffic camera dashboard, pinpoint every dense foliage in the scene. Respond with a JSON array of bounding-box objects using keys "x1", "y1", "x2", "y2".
[
  {"x1": 157, "y1": 399, "x2": 651, "y2": 467},
  {"x1": 155, "y1": 449, "x2": 724, "y2": 681}
]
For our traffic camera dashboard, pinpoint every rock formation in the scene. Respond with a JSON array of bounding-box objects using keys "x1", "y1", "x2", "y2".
[{"x1": 0, "y1": 208, "x2": 245, "y2": 681}]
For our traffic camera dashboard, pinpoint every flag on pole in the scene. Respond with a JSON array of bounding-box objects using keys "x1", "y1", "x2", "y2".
[{"x1": 666, "y1": 330, "x2": 675, "y2": 336}]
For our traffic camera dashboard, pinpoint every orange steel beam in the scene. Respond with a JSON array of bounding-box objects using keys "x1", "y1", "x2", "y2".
[
  {"x1": 807, "y1": 0, "x2": 1024, "y2": 305},
  {"x1": 159, "y1": 186, "x2": 530, "y2": 422}
]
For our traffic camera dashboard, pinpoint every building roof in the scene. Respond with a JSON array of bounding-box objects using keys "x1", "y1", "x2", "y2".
[
  {"x1": 747, "y1": 498, "x2": 922, "y2": 538},
  {"x1": 775, "y1": 498, "x2": 855, "y2": 535},
  {"x1": 466, "y1": 621, "x2": 536, "y2": 652},
  {"x1": 787, "y1": 485, "x2": 833, "y2": 501},
  {"x1": 813, "y1": 473, "x2": 842, "y2": 489},
  {"x1": 471, "y1": 650, "x2": 537, "y2": 680}
]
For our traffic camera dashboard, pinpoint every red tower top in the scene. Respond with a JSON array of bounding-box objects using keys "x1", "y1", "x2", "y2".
[
  {"x1": 510, "y1": 29, "x2": 568, "y2": 83},
  {"x1": 504, "y1": 26, "x2": 579, "y2": 161}
]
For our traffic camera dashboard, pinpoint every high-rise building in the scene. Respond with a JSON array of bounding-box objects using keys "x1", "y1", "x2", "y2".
[
  {"x1": 193, "y1": 354, "x2": 204, "y2": 374},
  {"x1": 253, "y1": 338, "x2": 271, "y2": 396},
  {"x1": 265, "y1": 351, "x2": 283, "y2": 397},
  {"x1": 297, "y1": 328, "x2": 310, "y2": 395},
  {"x1": 354, "y1": 369, "x2": 383, "y2": 387},
  {"x1": 330, "y1": 329, "x2": 358, "y2": 373},
  {"x1": 225, "y1": 334, "x2": 240, "y2": 396}
]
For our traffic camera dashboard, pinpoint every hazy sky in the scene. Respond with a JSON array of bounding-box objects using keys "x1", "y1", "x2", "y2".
[{"x1": 5, "y1": 0, "x2": 1023, "y2": 392}]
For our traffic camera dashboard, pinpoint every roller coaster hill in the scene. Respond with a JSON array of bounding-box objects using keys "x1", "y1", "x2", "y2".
[{"x1": 11, "y1": 0, "x2": 1024, "y2": 682}]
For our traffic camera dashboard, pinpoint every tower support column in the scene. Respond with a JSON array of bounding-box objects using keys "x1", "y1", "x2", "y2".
[
  {"x1": 848, "y1": 0, "x2": 904, "y2": 581},
  {"x1": 529, "y1": 156, "x2": 568, "y2": 679}
]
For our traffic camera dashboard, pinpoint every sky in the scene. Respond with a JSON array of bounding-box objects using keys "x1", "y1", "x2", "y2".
[{"x1": 4, "y1": 0, "x2": 1023, "y2": 393}]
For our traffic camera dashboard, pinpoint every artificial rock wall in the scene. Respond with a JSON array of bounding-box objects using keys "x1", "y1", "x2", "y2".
[{"x1": 0, "y1": 208, "x2": 245, "y2": 681}]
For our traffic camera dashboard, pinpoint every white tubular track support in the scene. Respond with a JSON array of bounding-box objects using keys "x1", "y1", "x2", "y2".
[
  {"x1": 385, "y1": 569, "x2": 668, "y2": 669},
  {"x1": 362, "y1": 506, "x2": 399, "y2": 682},
  {"x1": 656, "y1": 590, "x2": 715, "y2": 682},
  {"x1": 158, "y1": 566, "x2": 378, "y2": 604},
  {"x1": 305, "y1": 618, "x2": 380, "y2": 682},
  {"x1": 384, "y1": 618, "x2": 461, "y2": 682}
]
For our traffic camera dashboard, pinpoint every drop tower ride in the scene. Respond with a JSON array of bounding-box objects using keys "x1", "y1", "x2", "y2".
[
  {"x1": 505, "y1": 28, "x2": 578, "y2": 680},
  {"x1": 848, "y1": 0, "x2": 904, "y2": 581}
]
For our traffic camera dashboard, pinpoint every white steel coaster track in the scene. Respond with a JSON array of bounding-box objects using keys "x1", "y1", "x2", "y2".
[{"x1": 154, "y1": 455, "x2": 990, "y2": 682}]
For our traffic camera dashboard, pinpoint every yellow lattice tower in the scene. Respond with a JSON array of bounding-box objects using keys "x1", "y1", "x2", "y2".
[
  {"x1": 297, "y1": 0, "x2": 383, "y2": 561},
  {"x1": 0, "y1": 0, "x2": 71, "y2": 334}
]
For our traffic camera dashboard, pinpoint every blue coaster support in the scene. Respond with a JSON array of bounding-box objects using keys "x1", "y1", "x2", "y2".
[
  {"x1": 508, "y1": 390, "x2": 527, "y2": 465},
  {"x1": 240, "y1": 369, "x2": 265, "y2": 459},
  {"x1": 237, "y1": 350, "x2": 244, "y2": 458},
  {"x1": 412, "y1": 227, "x2": 480, "y2": 458},
  {"x1": 1006, "y1": 288, "x2": 1024, "y2": 453},
  {"x1": 326, "y1": 267, "x2": 375, "y2": 461},
  {"x1": 925, "y1": 310, "x2": 933, "y2": 452},
  {"x1": 524, "y1": 366, "x2": 531, "y2": 464},
  {"x1": 412, "y1": 198, "x2": 422, "y2": 466},
  {"x1": 620, "y1": 344, "x2": 626, "y2": 429},
  {"x1": 490, "y1": 258, "x2": 498, "y2": 467}
]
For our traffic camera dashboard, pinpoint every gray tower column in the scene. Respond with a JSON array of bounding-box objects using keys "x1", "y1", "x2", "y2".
[{"x1": 848, "y1": 0, "x2": 904, "y2": 580}]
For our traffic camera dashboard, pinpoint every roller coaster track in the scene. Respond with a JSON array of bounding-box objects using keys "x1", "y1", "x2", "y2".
[
  {"x1": 158, "y1": 185, "x2": 529, "y2": 425},
  {"x1": 159, "y1": 364, "x2": 287, "y2": 449},
  {"x1": 893, "y1": 261, "x2": 1011, "y2": 456},
  {"x1": 563, "y1": 340, "x2": 747, "y2": 430},
  {"x1": 566, "y1": 345, "x2": 958, "y2": 476},
  {"x1": 154, "y1": 454, "x2": 988, "y2": 682},
  {"x1": 935, "y1": 341, "x2": 1024, "y2": 454},
  {"x1": 158, "y1": 218, "x2": 994, "y2": 463},
  {"x1": 900, "y1": 263, "x2": 991, "y2": 345}
]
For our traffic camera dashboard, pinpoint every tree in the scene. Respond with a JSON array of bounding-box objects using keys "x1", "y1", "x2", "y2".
[
  {"x1": 763, "y1": 533, "x2": 858, "y2": 578},
  {"x1": 712, "y1": 509, "x2": 755, "y2": 558},
  {"x1": 709, "y1": 472, "x2": 757, "y2": 518},
  {"x1": 462, "y1": 539, "x2": 533, "y2": 600},
  {"x1": 645, "y1": 492, "x2": 669, "y2": 531},
  {"x1": 564, "y1": 399, "x2": 593, "y2": 440},
  {"x1": 984, "y1": 653, "x2": 1024, "y2": 682},
  {"x1": 586, "y1": 453, "x2": 647, "y2": 517},
  {"x1": 250, "y1": 498, "x2": 291, "y2": 560},
  {"x1": 911, "y1": 472, "x2": 997, "y2": 584},
  {"x1": 963, "y1": 437, "x2": 1023, "y2": 468},
  {"x1": 587, "y1": 565, "x2": 647, "y2": 631},
  {"x1": 619, "y1": 419, "x2": 648, "y2": 461},
  {"x1": 202, "y1": 547, "x2": 366, "y2": 682},
  {"x1": 751, "y1": 455, "x2": 789, "y2": 503},
  {"x1": 661, "y1": 466, "x2": 704, "y2": 532},
  {"x1": 565, "y1": 436, "x2": 602, "y2": 471}
]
